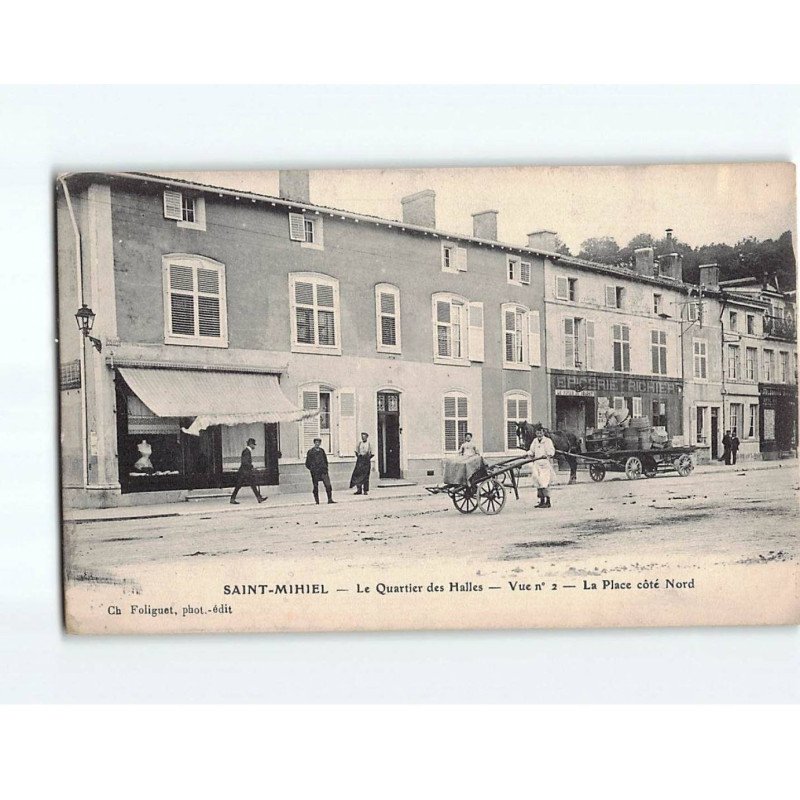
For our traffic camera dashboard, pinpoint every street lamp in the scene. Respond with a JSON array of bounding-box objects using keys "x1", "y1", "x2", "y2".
[{"x1": 75, "y1": 304, "x2": 102, "y2": 352}]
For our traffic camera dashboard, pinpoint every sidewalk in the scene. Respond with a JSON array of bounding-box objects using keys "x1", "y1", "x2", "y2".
[
  {"x1": 63, "y1": 457, "x2": 796, "y2": 524},
  {"x1": 63, "y1": 482, "x2": 431, "y2": 524}
]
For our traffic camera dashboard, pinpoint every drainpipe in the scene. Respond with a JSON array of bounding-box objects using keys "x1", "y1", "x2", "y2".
[
  {"x1": 59, "y1": 174, "x2": 88, "y2": 487},
  {"x1": 719, "y1": 294, "x2": 727, "y2": 436}
]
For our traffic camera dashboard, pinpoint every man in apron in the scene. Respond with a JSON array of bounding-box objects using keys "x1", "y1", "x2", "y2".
[{"x1": 528, "y1": 426, "x2": 556, "y2": 509}]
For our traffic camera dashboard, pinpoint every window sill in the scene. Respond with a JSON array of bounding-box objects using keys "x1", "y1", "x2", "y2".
[
  {"x1": 441, "y1": 267, "x2": 460, "y2": 274},
  {"x1": 291, "y1": 343, "x2": 342, "y2": 356},
  {"x1": 377, "y1": 345, "x2": 402, "y2": 355},
  {"x1": 503, "y1": 362, "x2": 530, "y2": 372},
  {"x1": 176, "y1": 221, "x2": 206, "y2": 231},
  {"x1": 433, "y1": 356, "x2": 470, "y2": 367},
  {"x1": 164, "y1": 336, "x2": 228, "y2": 349},
  {"x1": 300, "y1": 242, "x2": 324, "y2": 251}
]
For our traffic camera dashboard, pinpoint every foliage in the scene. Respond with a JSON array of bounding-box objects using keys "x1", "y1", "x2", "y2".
[{"x1": 577, "y1": 236, "x2": 620, "y2": 264}]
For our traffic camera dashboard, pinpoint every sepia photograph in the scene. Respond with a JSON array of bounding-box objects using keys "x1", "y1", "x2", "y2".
[{"x1": 57, "y1": 163, "x2": 799, "y2": 633}]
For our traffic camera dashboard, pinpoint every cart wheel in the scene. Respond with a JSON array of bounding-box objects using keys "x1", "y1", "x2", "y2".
[
  {"x1": 624, "y1": 456, "x2": 643, "y2": 480},
  {"x1": 642, "y1": 456, "x2": 658, "y2": 478},
  {"x1": 477, "y1": 479, "x2": 506, "y2": 515},
  {"x1": 589, "y1": 463, "x2": 606, "y2": 482},
  {"x1": 674, "y1": 454, "x2": 694, "y2": 477},
  {"x1": 451, "y1": 486, "x2": 478, "y2": 513}
]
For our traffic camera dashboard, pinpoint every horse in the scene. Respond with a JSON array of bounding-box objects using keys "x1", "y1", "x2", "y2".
[{"x1": 515, "y1": 421, "x2": 581, "y2": 485}]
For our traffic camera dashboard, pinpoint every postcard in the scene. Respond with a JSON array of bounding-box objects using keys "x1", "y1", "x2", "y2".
[{"x1": 58, "y1": 163, "x2": 798, "y2": 633}]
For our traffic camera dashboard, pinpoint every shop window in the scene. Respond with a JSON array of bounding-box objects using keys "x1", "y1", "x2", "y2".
[
  {"x1": 651, "y1": 400, "x2": 668, "y2": 429},
  {"x1": 696, "y1": 406, "x2": 708, "y2": 444}
]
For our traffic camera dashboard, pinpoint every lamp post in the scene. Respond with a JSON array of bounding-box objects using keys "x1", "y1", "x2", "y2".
[{"x1": 75, "y1": 304, "x2": 102, "y2": 353}]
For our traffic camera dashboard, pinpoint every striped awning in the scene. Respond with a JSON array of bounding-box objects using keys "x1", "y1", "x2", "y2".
[{"x1": 118, "y1": 367, "x2": 317, "y2": 436}]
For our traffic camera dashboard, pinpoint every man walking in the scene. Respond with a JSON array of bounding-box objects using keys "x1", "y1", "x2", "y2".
[
  {"x1": 305, "y1": 437, "x2": 335, "y2": 504},
  {"x1": 528, "y1": 426, "x2": 556, "y2": 509},
  {"x1": 350, "y1": 432, "x2": 373, "y2": 495},
  {"x1": 230, "y1": 437, "x2": 266, "y2": 504}
]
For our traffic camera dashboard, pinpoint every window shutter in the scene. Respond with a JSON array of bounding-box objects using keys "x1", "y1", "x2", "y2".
[
  {"x1": 168, "y1": 264, "x2": 195, "y2": 335},
  {"x1": 316, "y1": 283, "x2": 335, "y2": 308},
  {"x1": 606, "y1": 286, "x2": 617, "y2": 307},
  {"x1": 520, "y1": 261, "x2": 531, "y2": 285},
  {"x1": 468, "y1": 302, "x2": 484, "y2": 362},
  {"x1": 564, "y1": 317, "x2": 575, "y2": 368},
  {"x1": 436, "y1": 300, "x2": 451, "y2": 324},
  {"x1": 632, "y1": 397, "x2": 643, "y2": 417},
  {"x1": 519, "y1": 398, "x2": 529, "y2": 420},
  {"x1": 300, "y1": 390, "x2": 321, "y2": 452},
  {"x1": 585, "y1": 320, "x2": 595, "y2": 370},
  {"x1": 555, "y1": 276, "x2": 567, "y2": 299},
  {"x1": 288, "y1": 212, "x2": 306, "y2": 241},
  {"x1": 457, "y1": 395, "x2": 468, "y2": 418},
  {"x1": 528, "y1": 310, "x2": 541, "y2": 367},
  {"x1": 456, "y1": 247, "x2": 468, "y2": 272},
  {"x1": 337, "y1": 389, "x2": 357, "y2": 456},
  {"x1": 163, "y1": 190, "x2": 183, "y2": 220}
]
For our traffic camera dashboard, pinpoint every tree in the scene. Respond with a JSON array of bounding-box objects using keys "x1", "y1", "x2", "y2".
[
  {"x1": 578, "y1": 236, "x2": 620, "y2": 264},
  {"x1": 553, "y1": 236, "x2": 572, "y2": 256}
]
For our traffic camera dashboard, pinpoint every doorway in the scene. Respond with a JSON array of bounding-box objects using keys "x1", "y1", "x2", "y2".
[
  {"x1": 377, "y1": 391, "x2": 401, "y2": 478},
  {"x1": 710, "y1": 407, "x2": 719, "y2": 460},
  {"x1": 182, "y1": 425, "x2": 222, "y2": 489}
]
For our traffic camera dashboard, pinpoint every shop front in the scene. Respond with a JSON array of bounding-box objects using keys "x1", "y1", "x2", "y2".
[
  {"x1": 114, "y1": 365, "x2": 312, "y2": 494},
  {"x1": 759, "y1": 383, "x2": 798, "y2": 457},
  {"x1": 550, "y1": 370, "x2": 684, "y2": 443}
]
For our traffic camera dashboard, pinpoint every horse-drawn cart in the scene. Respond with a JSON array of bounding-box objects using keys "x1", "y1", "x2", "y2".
[
  {"x1": 425, "y1": 454, "x2": 532, "y2": 514},
  {"x1": 561, "y1": 446, "x2": 696, "y2": 482}
]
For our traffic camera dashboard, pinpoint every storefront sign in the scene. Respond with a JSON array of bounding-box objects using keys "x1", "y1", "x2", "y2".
[{"x1": 553, "y1": 371, "x2": 682, "y2": 395}]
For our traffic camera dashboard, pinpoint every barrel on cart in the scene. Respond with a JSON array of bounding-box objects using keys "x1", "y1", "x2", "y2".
[{"x1": 425, "y1": 454, "x2": 533, "y2": 514}]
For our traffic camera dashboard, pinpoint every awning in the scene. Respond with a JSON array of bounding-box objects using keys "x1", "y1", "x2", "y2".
[{"x1": 118, "y1": 367, "x2": 317, "y2": 436}]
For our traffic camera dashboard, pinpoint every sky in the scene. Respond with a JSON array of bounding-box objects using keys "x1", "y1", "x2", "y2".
[{"x1": 159, "y1": 163, "x2": 796, "y2": 255}]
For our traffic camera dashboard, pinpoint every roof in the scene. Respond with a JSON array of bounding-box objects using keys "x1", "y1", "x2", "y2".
[{"x1": 64, "y1": 170, "x2": 692, "y2": 293}]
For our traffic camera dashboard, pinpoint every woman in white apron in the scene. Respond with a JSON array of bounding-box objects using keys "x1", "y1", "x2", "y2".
[{"x1": 528, "y1": 427, "x2": 556, "y2": 508}]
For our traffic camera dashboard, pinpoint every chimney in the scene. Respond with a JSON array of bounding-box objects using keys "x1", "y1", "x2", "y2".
[
  {"x1": 400, "y1": 189, "x2": 436, "y2": 228},
  {"x1": 278, "y1": 170, "x2": 310, "y2": 203},
  {"x1": 634, "y1": 247, "x2": 655, "y2": 275},
  {"x1": 658, "y1": 252, "x2": 683, "y2": 281},
  {"x1": 472, "y1": 210, "x2": 498, "y2": 240},
  {"x1": 698, "y1": 263, "x2": 720, "y2": 289},
  {"x1": 527, "y1": 230, "x2": 558, "y2": 251},
  {"x1": 665, "y1": 228, "x2": 675, "y2": 252}
]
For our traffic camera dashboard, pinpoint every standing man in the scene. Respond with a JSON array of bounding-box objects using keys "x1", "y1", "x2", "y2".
[
  {"x1": 350, "y1": 432, "x2": 373, "y2": 496},
  {"x1": 528, "y1": 426, "x2": 556, "y2": 509},
  {"x1": 731, "y1": 431, "x2": 740, "y2": 465},
  {"x1": 230, "y1": 437, "x2": 266, "y2": 504},
  {"x1": 305, "y1": 437, "x2": 336, "y2": 504},
  {"x1": 721, "y1": 430, "x2": 732, "y2": 465}
]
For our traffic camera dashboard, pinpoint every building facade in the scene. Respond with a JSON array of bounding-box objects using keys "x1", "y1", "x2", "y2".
[
  {"x1": 542, "y1": 242, "x2": 688, "y2": 446},
  {"x1": 57, "y1": 172, "x2": 551, "y2": 508}
]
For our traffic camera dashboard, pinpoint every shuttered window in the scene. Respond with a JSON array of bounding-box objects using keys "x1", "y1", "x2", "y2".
[
  {"x1": 443, "y1": 393, "x2": 469, "y2": 453},
  {"x1": 433, "y1": 294, "x2": 469, "y2": 362},
  {"x1": 441, "y1": 242, "x2": 465, "y2": 272},
  {"x1": 376, "y1": 284, "x2": 401, "y2": 353},
  {"x1": 519, "y1": 261, "x2": 531, "y2": 285},
  {"x1": 564, "y1": 317, "x2": 577, "y2": 368},
  {"x1": 585, "y1": 320, "x2": 595, "y2": 370},
  {"x1": 163, "y1": 190, "x2": 206, "y2": 230},
  {"x1": 612, "y1": 324, "x2": 631, "y2": 372},
  {"x1": 163, "y1": 256, "x2": 227, "y2": 347},
  {"x1": 290, "y1": 274, "x2": 340, "y2": 354},
  {"x1": 505, "y1": 393, "x2": 530, "y2": 451},
  {"x1": 651, "y1": 330, "x2": 668, "y2": 375},
  {"x1": 693, "y1": 339, "x2": 708, "y2": 379},
  {"x1": 502, "y1": 304, "x2": 527, "y2": 367}
]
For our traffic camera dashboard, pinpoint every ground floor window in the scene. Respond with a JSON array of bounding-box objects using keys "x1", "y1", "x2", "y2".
[
  {"x1": 730, "y1": 403, "x2": 744, "y2": 438},
  {"x1": 651, "y1": 400, "x2": 668, "y2": 429},
  {"x1": 443, "y1": 393, "x2": 469, "y2": 453},
  {"x1": 696, "y1": 406, "x2": 708, "y2": 444},
  {"x1": 747, "y1": 404, "x2": 758, "y2": 439},
  {"x1": 504, "y1": 392, "x2": 530, "y2": 451}
]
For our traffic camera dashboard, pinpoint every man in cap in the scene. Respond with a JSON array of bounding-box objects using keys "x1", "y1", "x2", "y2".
[
  {"x1": 230, "y1": 437, "x2": 266, "y2": 504},
  {"x1": 305, "y1": 437, "x2": 335, "y2": 504}
]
